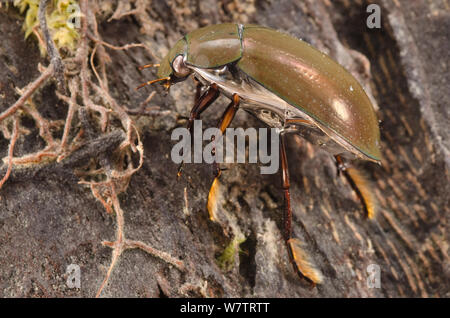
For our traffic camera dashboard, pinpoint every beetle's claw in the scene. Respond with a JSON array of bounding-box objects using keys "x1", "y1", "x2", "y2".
[{"x1": 177, "y1": 163, "x2": 184, "y2": 180}]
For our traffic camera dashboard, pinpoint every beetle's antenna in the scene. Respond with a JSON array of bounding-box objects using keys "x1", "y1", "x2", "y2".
[
  {"x1": 138, "y1": 63, "x2": 160, "y2": 70},
  {"x1": 136, "y1": 77, "x2": 171, "y2": 90}
]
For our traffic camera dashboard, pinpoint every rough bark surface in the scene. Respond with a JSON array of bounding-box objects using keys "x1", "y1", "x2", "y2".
[{"x1": 0, "y1": 0, "x2": 448, "y2": 297}]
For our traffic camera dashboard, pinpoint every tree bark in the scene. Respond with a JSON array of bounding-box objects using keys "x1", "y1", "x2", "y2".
[{"x1": 0, "y1": 0, "x2": 448, "y2": 297}]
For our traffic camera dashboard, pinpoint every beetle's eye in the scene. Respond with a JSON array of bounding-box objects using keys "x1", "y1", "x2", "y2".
[{"x1": 172, "y1": 55, "x2": 191, "y2": 78}]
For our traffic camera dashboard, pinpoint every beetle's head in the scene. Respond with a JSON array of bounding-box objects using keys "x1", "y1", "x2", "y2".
[
  {"x1": 137, "y1": 38, "x2": 191, "y2": 91},
  {"x1": 158, "y1": 54, "x2": 191, "y2": 83}
]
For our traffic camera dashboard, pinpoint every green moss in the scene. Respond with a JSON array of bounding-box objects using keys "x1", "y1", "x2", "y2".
[
  {"x1": 216, "y1": 236, "x2": 246, "y2": 271},
  {"x1": 12, "y1": 0, "x2": 80, "y2": 55}
]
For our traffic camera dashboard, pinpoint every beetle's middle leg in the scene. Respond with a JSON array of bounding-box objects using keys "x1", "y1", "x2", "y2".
[
  {"x1": 335, "y1": 155, "x2": 377, "y2": 219},
  {"x1": 280, "y1": 133, "x2": 323, "y2": 285},
  {"x1": 206, "y1": 94, "x2": 240, "y2": 221},
  {"x1": 177, "y1": 83, "x2": 220, "y2": 178}
]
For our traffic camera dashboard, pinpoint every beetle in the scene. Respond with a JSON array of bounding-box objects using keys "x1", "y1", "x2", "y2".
[{"x1": 137, "y1": 23, "x2": 381, "y2": 284}]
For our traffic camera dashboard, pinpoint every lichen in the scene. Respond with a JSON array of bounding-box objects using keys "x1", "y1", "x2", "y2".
[{"x1": 216, "y1": 236, "x2": 246, "y2": 271}]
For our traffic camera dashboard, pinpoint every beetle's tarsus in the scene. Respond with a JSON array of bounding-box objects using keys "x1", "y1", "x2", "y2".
[
  {"x1": 288, "y1": 238, "x2": 323, "y2": 284},
  {"x1": 345, "y1": 166, "x2": 378, "y2": 219},
  {"x1": 335, "y1": 155, "x2": 378, "y2": 219},
  {"x1": 207, "y1": 177, "x2": 220, "y2": 221}
]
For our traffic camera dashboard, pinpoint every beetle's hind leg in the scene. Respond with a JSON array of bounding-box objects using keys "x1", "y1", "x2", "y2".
[
  {"x1": 177, "y1": 83, "x2": 220, "y2": 178},
  {"x1": 207, "y1": 94, "x2": 240, "y2": 221},
  {"x1": 335, "y1": 155, "x2": 378, "y2": 219},
  {"x1": 280, "y1": 134, "x2": 323, "y2": 285}
]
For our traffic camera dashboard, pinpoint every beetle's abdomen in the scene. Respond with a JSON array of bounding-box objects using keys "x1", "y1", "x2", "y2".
[
  {"x1": 185, "y1": 23, "x2": 242, "y2": 69},
  {"x1": 237, "y1": 26, "x2": 381, "y2": 161}
]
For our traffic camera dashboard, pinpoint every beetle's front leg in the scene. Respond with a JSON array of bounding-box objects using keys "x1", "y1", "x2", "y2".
[
  {"x1": 187, "y1": 83, "x2": 220, "y2": 141},
  {"x1": 193, "y1": 76, "x2": 203, "y2": 104},
  {"x1": 177, "y1": 83, "x2": 220, "y2": 178},
  {"x1": 280, "y1": 134, "x2": 323, "y2": 285},
  {"x1": 207, "y1": 94, "x2": 240, "y2": 221},
  {"x1": 334, "y1": 155, "x2": 377, "y2": 219}
]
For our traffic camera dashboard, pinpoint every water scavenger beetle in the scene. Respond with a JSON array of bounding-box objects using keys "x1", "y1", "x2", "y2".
[{"x1": 137, "y1": 24, "x2": 381, "y2": 284}]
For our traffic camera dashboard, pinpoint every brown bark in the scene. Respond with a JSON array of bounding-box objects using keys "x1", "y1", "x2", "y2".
[{"x1": 0, "y1": 0, "x2": 448, "y2": 297}]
